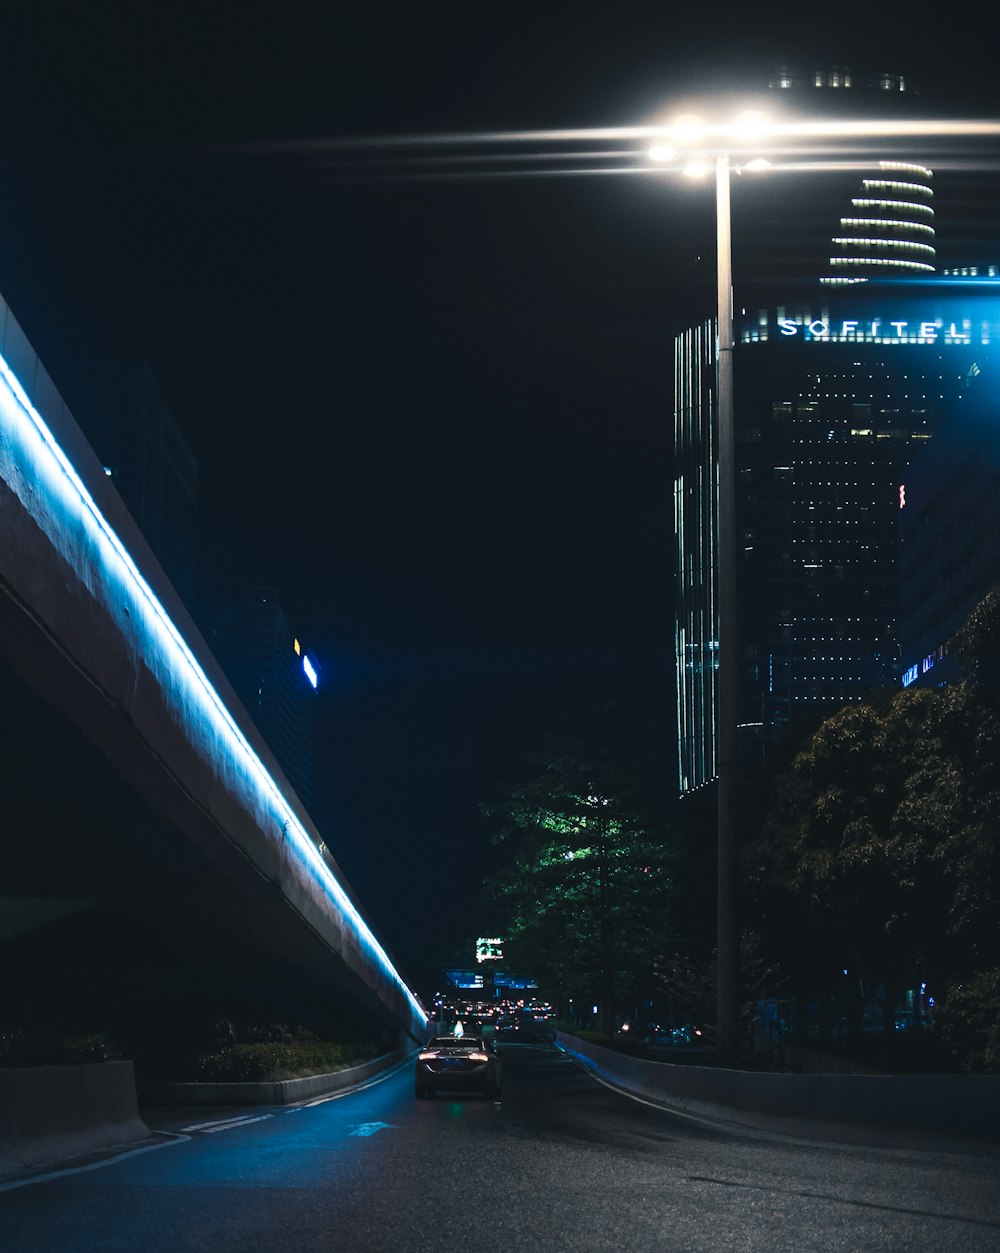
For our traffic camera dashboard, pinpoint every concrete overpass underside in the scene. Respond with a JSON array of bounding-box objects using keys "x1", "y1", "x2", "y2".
[
  {"x1": 0, "y1": 295, "x2": 427, "y2": 1076},
  {"x1": 0, "y1": 654, "x2": 396, "y2": 1076}
]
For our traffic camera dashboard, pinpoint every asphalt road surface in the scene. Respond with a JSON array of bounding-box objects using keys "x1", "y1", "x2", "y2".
[{"x1": 2, "y1": 1042, "x2": 999, "y2": 1252}]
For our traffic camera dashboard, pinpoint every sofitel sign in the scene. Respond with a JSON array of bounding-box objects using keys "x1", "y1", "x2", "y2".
[{"x1": 777, "y1": 316, "x2": 977, "y2": 343}]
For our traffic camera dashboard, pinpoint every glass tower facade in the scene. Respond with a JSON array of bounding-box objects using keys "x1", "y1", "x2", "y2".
[
  {"x1": 898, "y1": 353, "x2": 1000, "y2": 690},
  {"x1": 674, "y1": 283, "x2": 996, "y2": 795},
  {"x1": 675, "y1": 320, "x2": 718, "y2": 793}
]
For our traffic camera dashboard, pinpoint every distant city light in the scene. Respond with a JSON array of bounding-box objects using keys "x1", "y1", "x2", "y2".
[
  {"x1": 302, "y1": 654, "x2": 318, "y2": 688},
  {"x1": 476, "y1": 937, "x2": 504, "y2": 963}
]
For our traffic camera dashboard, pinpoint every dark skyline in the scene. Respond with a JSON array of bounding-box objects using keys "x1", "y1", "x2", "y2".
[{"x1": 1, "y1": 3, "x2": 998, "y2": 987}]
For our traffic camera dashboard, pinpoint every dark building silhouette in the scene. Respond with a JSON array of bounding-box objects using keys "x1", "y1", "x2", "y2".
[
  {"x1": 898, "y1": 353, "x2": 1000, "y2": 690},
  {"x1": 61, "y1": 360, "x2": 198, "y2": 610},
  {"x1": 675, "y1": 284, "x2": 995, "y2": 792},
  {"x1": 210, "y1": 586, "x2": 319, "y2": 813}
]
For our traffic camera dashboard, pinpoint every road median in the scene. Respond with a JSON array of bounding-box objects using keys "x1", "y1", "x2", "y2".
[
  {"x1": 150, "y1": 1045, "x2": 411, "y2": 1106},
  {"x1": 557, "y1": 1030, "x2": 1000, "y2": 1152}
]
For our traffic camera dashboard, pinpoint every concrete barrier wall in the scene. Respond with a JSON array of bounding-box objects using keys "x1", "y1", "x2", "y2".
[
  {"x1": 0, "y1": 1061, "x2": 152, "y2": 1172},
  {"x1": 155, "y1": 1046, "x2": 411, "y2": 1106},
  {"x1": 557, "y1": 1032, "x2": 1000, "y2": 1147}
]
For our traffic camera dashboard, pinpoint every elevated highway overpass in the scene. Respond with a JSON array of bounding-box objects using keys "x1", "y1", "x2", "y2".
[{"x1": 0, "y1": 291, "x2": 428, "y2": 1065}]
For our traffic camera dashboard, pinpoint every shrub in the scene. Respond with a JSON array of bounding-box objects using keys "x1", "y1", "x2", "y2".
[
  {"x1": 0, "y1": 1031, "x2": 119, "y2": 1067},
  {"x1": 192, "y1": 1037, "x2": 380, "y2": 1082},
  {"x1": 932, "y1": 970, "x2": 1000, "y2": 1073}
]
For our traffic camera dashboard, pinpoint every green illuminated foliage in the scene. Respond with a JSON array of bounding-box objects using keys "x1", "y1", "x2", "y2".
[{"x1": 483, "y1": 704, "x2": 678, "y2": 1033}]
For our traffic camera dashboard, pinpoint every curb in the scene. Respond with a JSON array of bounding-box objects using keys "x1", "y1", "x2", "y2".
[{"x1": 149, "y1": 1046, "x2": 412, "y2": 1107}]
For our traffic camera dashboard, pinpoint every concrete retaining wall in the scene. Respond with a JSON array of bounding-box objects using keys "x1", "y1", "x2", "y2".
[
  {"x1": 155, "y1": 1046, "x2": 409, "y2": 1106},
  {"x1": 0, "y1": 1061, "x2": 152, "y2": 1172},
  {"x1": 557, "y1": 1032, "x2": 1000, "y2": 1148}
]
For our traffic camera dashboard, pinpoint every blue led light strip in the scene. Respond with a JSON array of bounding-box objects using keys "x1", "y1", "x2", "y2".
[{"x1": 0, "y1": 349, "x2": 426, "y2": 1025}]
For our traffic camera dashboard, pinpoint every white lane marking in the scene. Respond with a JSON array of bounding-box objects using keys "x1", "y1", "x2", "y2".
[
  {"x1": 285, "y1": 1055, "x2": 417, "y2": 1109},
  {"x1": 294, "y1": 1090, "x2": 356, "y2": 1109},
  {"x1": 200, "y1": 1115, "x2": 274, "y2": 1134},
  {"x1": 348, "y1": 1121, "x2": 396, "y2": 1137},
  {"x1": 179, "y1": 1115, "x2": 270, "y2": 1132},
  {"x1": 0, "y1": 1054, "x2": 420, "y2": 1192},
  {"x1": 0, "y1": 1133, "x2": 191, "y2": 1193}
]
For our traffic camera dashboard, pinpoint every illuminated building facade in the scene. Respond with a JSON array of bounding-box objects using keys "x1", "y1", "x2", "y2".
[
  {"x1": 824, "y1": 161, "x2": 936, "y2": 282},
  {"x1": 675, "y1": 282, "x2": 996, "y2": 794},
  {"x1": 211, "y1": 586, "x2": 319, "y2": 811}
]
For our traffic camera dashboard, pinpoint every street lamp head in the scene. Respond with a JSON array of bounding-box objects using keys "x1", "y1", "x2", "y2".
[
  {"x1": 647, "y1": 109, "x2": 777, "y2": 170},
  {"x1": 671, "y1": 114, "x2": 707, "y2": 146},
  {"x1": 730, "y1": 110, "x2": 769, "y2": 144}
]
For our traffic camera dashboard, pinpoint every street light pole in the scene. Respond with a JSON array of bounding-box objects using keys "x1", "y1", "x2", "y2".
[
  {"x1": 714, "y1": 153, "x2": 739, "y2": 1068},
  {"x1": 650, "y1": 126, "x2": 757, "y2": 1068}
]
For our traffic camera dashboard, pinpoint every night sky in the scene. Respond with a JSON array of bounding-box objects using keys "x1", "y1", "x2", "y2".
[{"x1": 1, "y1": 3, "x2": 997, "y2": 990}]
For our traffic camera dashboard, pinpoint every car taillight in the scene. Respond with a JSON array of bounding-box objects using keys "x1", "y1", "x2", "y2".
[
  {"x1": 467, "y1": 1052, "x2": 489, "y2": 1062},
  {"x1": 418, "y1": 1052, "x2": 438, "y2": 1061}
]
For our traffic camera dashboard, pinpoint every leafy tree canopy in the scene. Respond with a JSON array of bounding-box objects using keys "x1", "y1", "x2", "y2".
[
  {"x1": 483, "y1": 704, "x2": 679, "y2": 1027},
  {"x1": 744, "y1": 586, "x2": 1000, "y2": 1067}
]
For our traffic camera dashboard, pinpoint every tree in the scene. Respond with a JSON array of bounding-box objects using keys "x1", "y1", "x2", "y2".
[
  {"x1": 743, "y1": 586, "x2": 1000, "y2": 1068},
  {"x1": 776, "y1": 691, "x2": 947, "y2": 1039},
  {"x1": 483, "y1": 705, "x2": 678, "y2": 1035}
]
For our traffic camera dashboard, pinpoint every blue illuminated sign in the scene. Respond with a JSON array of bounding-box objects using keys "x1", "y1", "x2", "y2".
[
  {"x1": 494, "y1": 973, "x2": 537, "y2": 989},
  {"x1": 445, "y1": 969, "x2": 484, "y2": 989},
  {"x1": 777, "y1": 316, "x2": 979, "y2": 343}
]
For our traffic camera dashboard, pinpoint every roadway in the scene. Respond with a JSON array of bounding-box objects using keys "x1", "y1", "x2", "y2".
[{"x1": 2, "y1": 1043, "x2": 999, "y2": 1251}]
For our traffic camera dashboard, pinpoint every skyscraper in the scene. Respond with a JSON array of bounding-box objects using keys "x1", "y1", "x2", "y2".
[
  {"x1": 673, "y1": 67, "x2": 995, "y2": 793},
  {"x1": 675, "y1": 287, "x2": 994, "y2": 792},
  {"x1": 898, "y1": 344, "x2": 1000, "y2": 691}
]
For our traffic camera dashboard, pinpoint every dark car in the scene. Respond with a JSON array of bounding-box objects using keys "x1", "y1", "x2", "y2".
[
  {"x1": 415, "y1": 1035, "x2": 502, "y2": 1099},
  {"x1": 495, "y1": 1015, "x2": 520, "y2": 1039}
]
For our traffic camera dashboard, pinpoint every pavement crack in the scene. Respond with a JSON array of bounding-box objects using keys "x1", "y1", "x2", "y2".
[{"x1": 685, "y1": 1176, "x2": 1000, "y2": 1231}]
